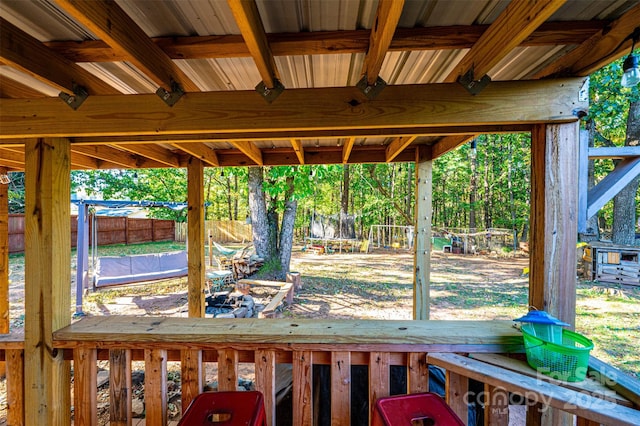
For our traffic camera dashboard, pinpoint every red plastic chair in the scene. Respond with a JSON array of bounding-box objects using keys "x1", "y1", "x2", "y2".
[
  {"x1": 372, "y1": 392, "x2": 465, "y2": 426},
  {"x1": 178, "y1": 391, "x2": 267, "y2": 426}
]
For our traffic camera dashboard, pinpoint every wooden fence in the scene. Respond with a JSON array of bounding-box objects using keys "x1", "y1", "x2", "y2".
[
  {"x1": 7, "y1": 214, "x2": 175, "y2": 253},
  {"x1": 175, "y1": 220, "x2": 252, "y2": 243}
]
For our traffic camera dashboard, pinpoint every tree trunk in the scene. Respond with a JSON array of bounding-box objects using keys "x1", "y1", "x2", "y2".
[
  {"x1": 507, "y1": 137, "x2": 518, "y2": 247},
  {"x1": 225, "y1": 174, "x2": 233, "y2": 221},
  {"x1": 279, "y1": 175, "x2": 297, "y2": 279},
  {"x1": 469, "y1": 139, "x2": 478, "y2": 230},
  {"x1": 612, "y1": 100, "x2": 640, "y2": 246},
  {"x1": 248, "y1": 167, "x2": 275, "y2": 261},
  {"x1": 340, "y1": 164, "x2": 350, "y2": 238},
  {"x1": 233, "y1": 173, "x2": 239, "y2": 221}
]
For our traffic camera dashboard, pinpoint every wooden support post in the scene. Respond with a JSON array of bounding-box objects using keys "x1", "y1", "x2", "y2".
[
  {"x1": 446, "y1": 370, "x2": 469, "y2": 425},
  {"x1": 145, "y1": 349, "x2": 168, "y2": 426},
  {"x1": 6, "y1": 348, "x2": 24, "y2": 425},
  {"x1": 292, "y1": 350, "x2": 313, "y2": 425},
  {"x1": 73, "y1": 347, "x2": 97, "y2": 426},
  {"x1": 331, "y1": 351, "x2": 351, "y2": 426},
  {"x1": 180, "y1": 349, "x2": 202, "y2": 415},
  {"x1": 287, "y1": 271, "x2": 302, "y2": 291},
  {"x1": 529, "y1": 122, "x2": 579, "y2": 426},
  {"x1": 218, "y1": 348, "x2": 239, "y2": 391},
  {"x1": 187, "y1": 157, "x2": 205, "y2": 317},
  {"x1": 414, "y1": 146, "x2": 432, "y2": 320},
  {"x1": 109, "y1": 349, "x2": 132, "y2": 426},
  {"x1": 408, "y1": 352, "x2": 429, "y2": 393},
  {"x1": 0, "y1": 167, "x2": 9, "y2": 379},
  {"x1": 24, "y1": 137, "x2": 71, "y2": 426},
  {"x1": 255, "y1": 350, "x2": 276, "y2": 426},
  {"x1": 369, "y1": 352, "x2": 390, "y2": 421}
]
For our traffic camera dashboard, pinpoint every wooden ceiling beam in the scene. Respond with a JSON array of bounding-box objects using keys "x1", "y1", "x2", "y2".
[
  {"x1": 430, "y1": 135, "x2": 477, "y2": 160},
  {"x1": 43, "y1": 22, "x2": 605, "y2": 62},
  {"x1": 227, "y1": 0, "x2": 280, "y2": 91},
  {"x1": 290, "y1": 139, "x2": 304, "y2": 165},
  {"x1": 0, "y1": 148, "x2": 24, "y2": 169},
  {"x1": 445, "y1": 0, "x2": 567, "y2": 83},
  {"x1": 170, "y1": 143, "x2": 219, "y2": 167},
  {"x1": 71, "y1": 145, "x2": 166, "y2": 169},
  {"x1": 385, "y1": 136, "x2": 417, "y2": 162},
  {"x1": 0, "y1": 75, "x2": 48, "y2": 99},
  {"x1": 54, "y1": 0, "x2": 199, "y2": 93},
  {"x1": 0, "y1": 79, "x2": 586, "y2": 139},
  {"x1": 534, "y1": 3, "x2": 640, "y2": 78},
  {"x1": 0, "y1": 17, "x2": 119, "y2": 96},
  {"x1": 113, "y1": 144, "x2": 181, "y2": 168},
  {"x1": 342, "y1": 138, "x2": 356, "y2": 164},
  {"x1": 362, "y1": 0, "x2": 404, "y2": 86},
  {"x1": 230, "y1": 141, "x2": 263, "y2": 166}
]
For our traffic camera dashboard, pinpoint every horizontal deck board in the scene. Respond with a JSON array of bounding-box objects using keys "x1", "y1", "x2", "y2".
[{"x1": 53, "y1": 317, "x2": 523, "y2": 352}]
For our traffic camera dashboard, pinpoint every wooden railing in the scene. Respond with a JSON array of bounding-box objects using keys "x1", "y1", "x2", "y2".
[{"x1": 2, "y1": 319, "x2": 639, "y2": 425}]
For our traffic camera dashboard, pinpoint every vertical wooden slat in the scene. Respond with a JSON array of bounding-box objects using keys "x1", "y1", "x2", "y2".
[
  {"x1": 187, "y1": 157, "x2": 205, "y2": 317},
  {"x1": 414, "y1": 146, "x2": 432, "y2": 320},
  {"x1": 369, "y1": 352, "x2": 390, "y2": 422},
  {"x1": 576, "y1": 417, "x2": 601, "y2": 426},
  {"x1": 292, "y1": 350, "x2": 313, "y2": 426},
  {"x1": 73, "y1": 347, "x2": 97, "y2": 426},
  {"x1": 484, "y1": 384, "x2": 509, "y2": 426},
  {"x1": 180, "y1": 349, "x2": 202, "y2": 415},
  {"x1": 110, "y1": 349, "x2": 132, "y2": 426},
  {"x1": 408, "y1": 352, "x2": 429, "y2": 394},
  {"x1": 6, "y1": 348, "x2": 24, "y2": 426},
  {"x1": 255, "y1": 350, "x2": 276, "y2": 426},
  {"x1": 331, "y1": 351, "x2": 351, "y2": 426},
  {"x1": 145, "y1": 349, "x2": 168, "y2": 426},
  {"x1": 445, "y1": 371, "x2": 468, "y2": 425},
  {"x1": 217, "y1": 349, "x2": 238, "y2": 391},
  {"x1": 24, "y1": 137, "x2": 71, "y2": 426}
]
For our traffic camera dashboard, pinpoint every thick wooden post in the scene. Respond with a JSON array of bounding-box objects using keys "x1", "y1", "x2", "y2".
[
  {"x1": 187, "y1": 157, "x2": 205, "y2": 317},
  {"x1": 414, "y1": 146, "x2": 432, "y2": 320},
  {"x1": 529, "y1": 123, "x2": 579, "y2": 426},
  {"x1": 24, "y1": 138, "x2": 71, "y2": 425},
  {"x1": 0, "y1": 167, "x2": 8, "y2": 340}
]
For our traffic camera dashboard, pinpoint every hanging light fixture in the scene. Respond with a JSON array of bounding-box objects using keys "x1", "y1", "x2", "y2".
[{"x1": 621, "y1": 27, "x2": 640, "y2": 88}]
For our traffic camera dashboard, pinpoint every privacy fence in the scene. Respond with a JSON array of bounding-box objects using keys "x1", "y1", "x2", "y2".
[
  {"x1": 8, "y1": 214, "x2": 175, "y2": 253},
  {"x1": 175, "y1": 220, "x2": 252, "y2": 244}
]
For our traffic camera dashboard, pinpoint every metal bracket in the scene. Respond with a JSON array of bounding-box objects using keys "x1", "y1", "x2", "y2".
[
  {"x1": 457, "y1": 68, "x2": 491, "y2": 95},
  {"x1": 255, "y1": 79, "x2": 285, "y2": 103},
  {"x1": 356, "y1": 75, "x2": 387, "y2": 99},
  {"x1": 156, "y1": 79, "x2": 185, "y2": 107},
  {"x1": 58, "y1": 84, "x2": 89, "y2": 110}
]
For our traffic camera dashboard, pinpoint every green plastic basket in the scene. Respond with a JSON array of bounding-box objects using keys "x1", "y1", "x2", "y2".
[{"x1": 521, "y1": 324, "x2": 594, "y2": 382}]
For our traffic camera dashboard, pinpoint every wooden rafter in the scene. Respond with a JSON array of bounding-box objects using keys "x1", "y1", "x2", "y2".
[
  {"x1": 70, "y1": 152, "x2": 107, "y2": 170},
  {"x1": 534, "y1": 3, "x2": 640, "y2": 78},
  {"x1": 54, "y1": 0, "x2": 199, "y2": 93},
  {"x1": 430, "y1": 135, "x2": 477, "y2": 160},
  {"x1": 230, "y1": 141, "x2": 263, "y2": 166},
  {"x1": 71, "y1": 145, "x2": 165, "y2": 169},
  {"x1": 43, "y1": 22, "x2": 605, "y2": 62},
  {"x1": 385, "y1": 136, "x2": 417, "y2": 163},
  {"x1": 227, "y1": 0, "x2": 279, "y2": 89},
  {"x1": 170, "y1": 143, "x2": 219, "y2": 167},
  {"x1": 112, "y1": 144, "x2": 180, "y2": 168},
  {"x1": 0, "y1": 148, "x2": 23, "y2": 168},
  {"x1": 0, "y1": 79, "x2": 586, "y2": 139},
  {"x1": 0, "y1": 17, "x2": 119, "y2": 96},
  {"x1": 445, "y1": 0, "x2": 566, "y2": 83},
  {"x1": 342, "y1": 138, "x2": 356, "y2": 164},
  {"x1": 290, "y1": 139, "x2": 304, "y2": 165},
  {"x1": 362, "y1": 0, "x2": 404, "y2": 86},
  {"x1": 0, "y1": 75, "x2": 48, "y2": 99}
]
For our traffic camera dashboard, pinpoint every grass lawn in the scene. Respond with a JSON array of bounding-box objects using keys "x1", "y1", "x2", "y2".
[{"x1": 6, "y1": 240, "x2": 639, "y2": 380}]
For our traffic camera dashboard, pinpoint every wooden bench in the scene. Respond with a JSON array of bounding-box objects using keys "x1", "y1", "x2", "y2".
[{"x1": 427, "y1": 352, "x2": 640, "y2": 425}]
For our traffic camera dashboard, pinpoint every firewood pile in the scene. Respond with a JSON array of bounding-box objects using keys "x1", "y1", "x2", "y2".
[{"x1": 232, "y1": 254, "x2": 265, "y2": 280}]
